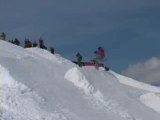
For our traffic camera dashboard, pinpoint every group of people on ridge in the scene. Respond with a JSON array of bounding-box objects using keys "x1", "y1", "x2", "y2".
[
  {"x1": 0, "y1": 32, "x2": 55, "y2": 54},
  {"x1": 0, "y1": 32, "x2": 107, "y2": 69},
  {"x1": 24, "y1": 37, "x2": 47, "y2": 49}
]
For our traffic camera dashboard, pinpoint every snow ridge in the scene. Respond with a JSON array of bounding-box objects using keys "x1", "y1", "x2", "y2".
[
  {"x1": 65, "y1": 67, "x2": 139, "y2": 120},
  {"x1": 26, "y1": 47, "x2": 71, "y2": 64},
  {"x1": 111, "y1": 71, "x2": 160, "y2": 93},
  {"x1": 0, "y1": 64, "x2": 67, "y2": 120}
]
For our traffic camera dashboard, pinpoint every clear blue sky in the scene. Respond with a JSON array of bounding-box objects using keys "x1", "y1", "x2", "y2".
[{"x1": 0, "y1": 0, "x2": 160, "y2": 72}]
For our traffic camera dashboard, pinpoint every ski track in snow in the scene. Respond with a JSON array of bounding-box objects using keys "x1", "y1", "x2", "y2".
[
  {"x1": 64, "y1": 67, "x2": 141, "y2": 120},
  {"x1": 0, "y1": 64, "x2": 67, "y2": 120}
]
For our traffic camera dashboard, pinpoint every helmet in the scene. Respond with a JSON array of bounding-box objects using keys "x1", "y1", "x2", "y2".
[{"x1": 98, "y1": 47, "x2": 102, "y2": 50}]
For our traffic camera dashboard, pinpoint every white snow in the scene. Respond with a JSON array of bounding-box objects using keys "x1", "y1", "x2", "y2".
[
  {"x1": 111, "y1": 71, "x2": 160, "y2": 93},
  {"x1": 0, "y1": 64, "x2": 67, "y2": 120},
  {"x1": 0, "y1": 40, "x2": 160, "y2": 120},
  {"x1": 64, "y1": 67, "x2": 94, "y2": 94},
  {"x1": 140, "y1": 93, "x2": 160, "y2": 113}
]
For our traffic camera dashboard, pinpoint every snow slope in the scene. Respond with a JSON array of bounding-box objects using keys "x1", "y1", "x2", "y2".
[{"x1": 0, "y1": 41, "x2": 160, "y2": 120}]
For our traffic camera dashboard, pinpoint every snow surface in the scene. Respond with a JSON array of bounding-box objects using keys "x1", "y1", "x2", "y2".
[
  {"x1": 140, "y1": 93, "x2": 160, "y2": 113},
  {"x1": 0, "y1": 40, "x2": 160, "y2": 120}
]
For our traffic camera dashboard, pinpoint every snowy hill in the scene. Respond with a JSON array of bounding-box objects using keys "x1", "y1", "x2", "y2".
[{"x1": 0, "y1": 40, "x2": 160, "y2": 120}]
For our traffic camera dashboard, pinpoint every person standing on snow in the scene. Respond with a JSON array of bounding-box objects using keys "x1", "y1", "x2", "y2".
[
  {"x1": 39, "y1": 37, "x2": 47, "y2": 49},
  {"x1": 76, "y1": 52, "x2": 83, "y2": 67},
  {"x1": 93, "y1": 47, "x2": 106, "y2": 63},
  {"x1": 0, "y1": 32, "x2": 6, "y2": 40},
  {"x1": 50, "y1": 47, "x2": 55, "y2": 54}
]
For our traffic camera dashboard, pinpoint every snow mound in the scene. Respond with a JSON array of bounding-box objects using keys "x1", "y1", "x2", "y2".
[
  {"x1": 0, "y1": 64, "x2": 67, "y2": 120},
  {"x1": 140, "y1": 93, "x2": 160, "y2": 113},
  {"x1": 65, "y1": 67, "x2": 139, "y2": 120},
  {"x1": 64, "y1": 67, "x2": 94, "y2": 94}
]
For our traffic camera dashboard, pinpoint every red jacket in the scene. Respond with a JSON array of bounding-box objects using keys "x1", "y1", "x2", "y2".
[{"x1": 98, "y1": 48, "x2": 105, "y2": 58}]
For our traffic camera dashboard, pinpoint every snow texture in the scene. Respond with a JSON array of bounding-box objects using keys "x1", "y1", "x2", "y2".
[{"x1": 0, "y1": 40, "x2": 160, "y2": 120}]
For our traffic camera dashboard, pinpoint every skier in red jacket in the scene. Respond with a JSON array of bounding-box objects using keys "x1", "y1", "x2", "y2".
[{"x1": 92, "y1": 46, "x2": 106, "y2": 64}]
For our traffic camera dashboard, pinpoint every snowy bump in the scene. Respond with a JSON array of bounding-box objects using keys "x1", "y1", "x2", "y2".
[
  {"x1": 64, "y1": 67, "x2": 93, "y2": 94},
  {"x1": 140, "y1": 93, "x2": 160, "y2": 113}
]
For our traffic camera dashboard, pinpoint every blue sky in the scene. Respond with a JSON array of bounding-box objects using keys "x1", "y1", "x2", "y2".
[{"x1": 0, "y1": 0, "x2": 160, "y2": 72}]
